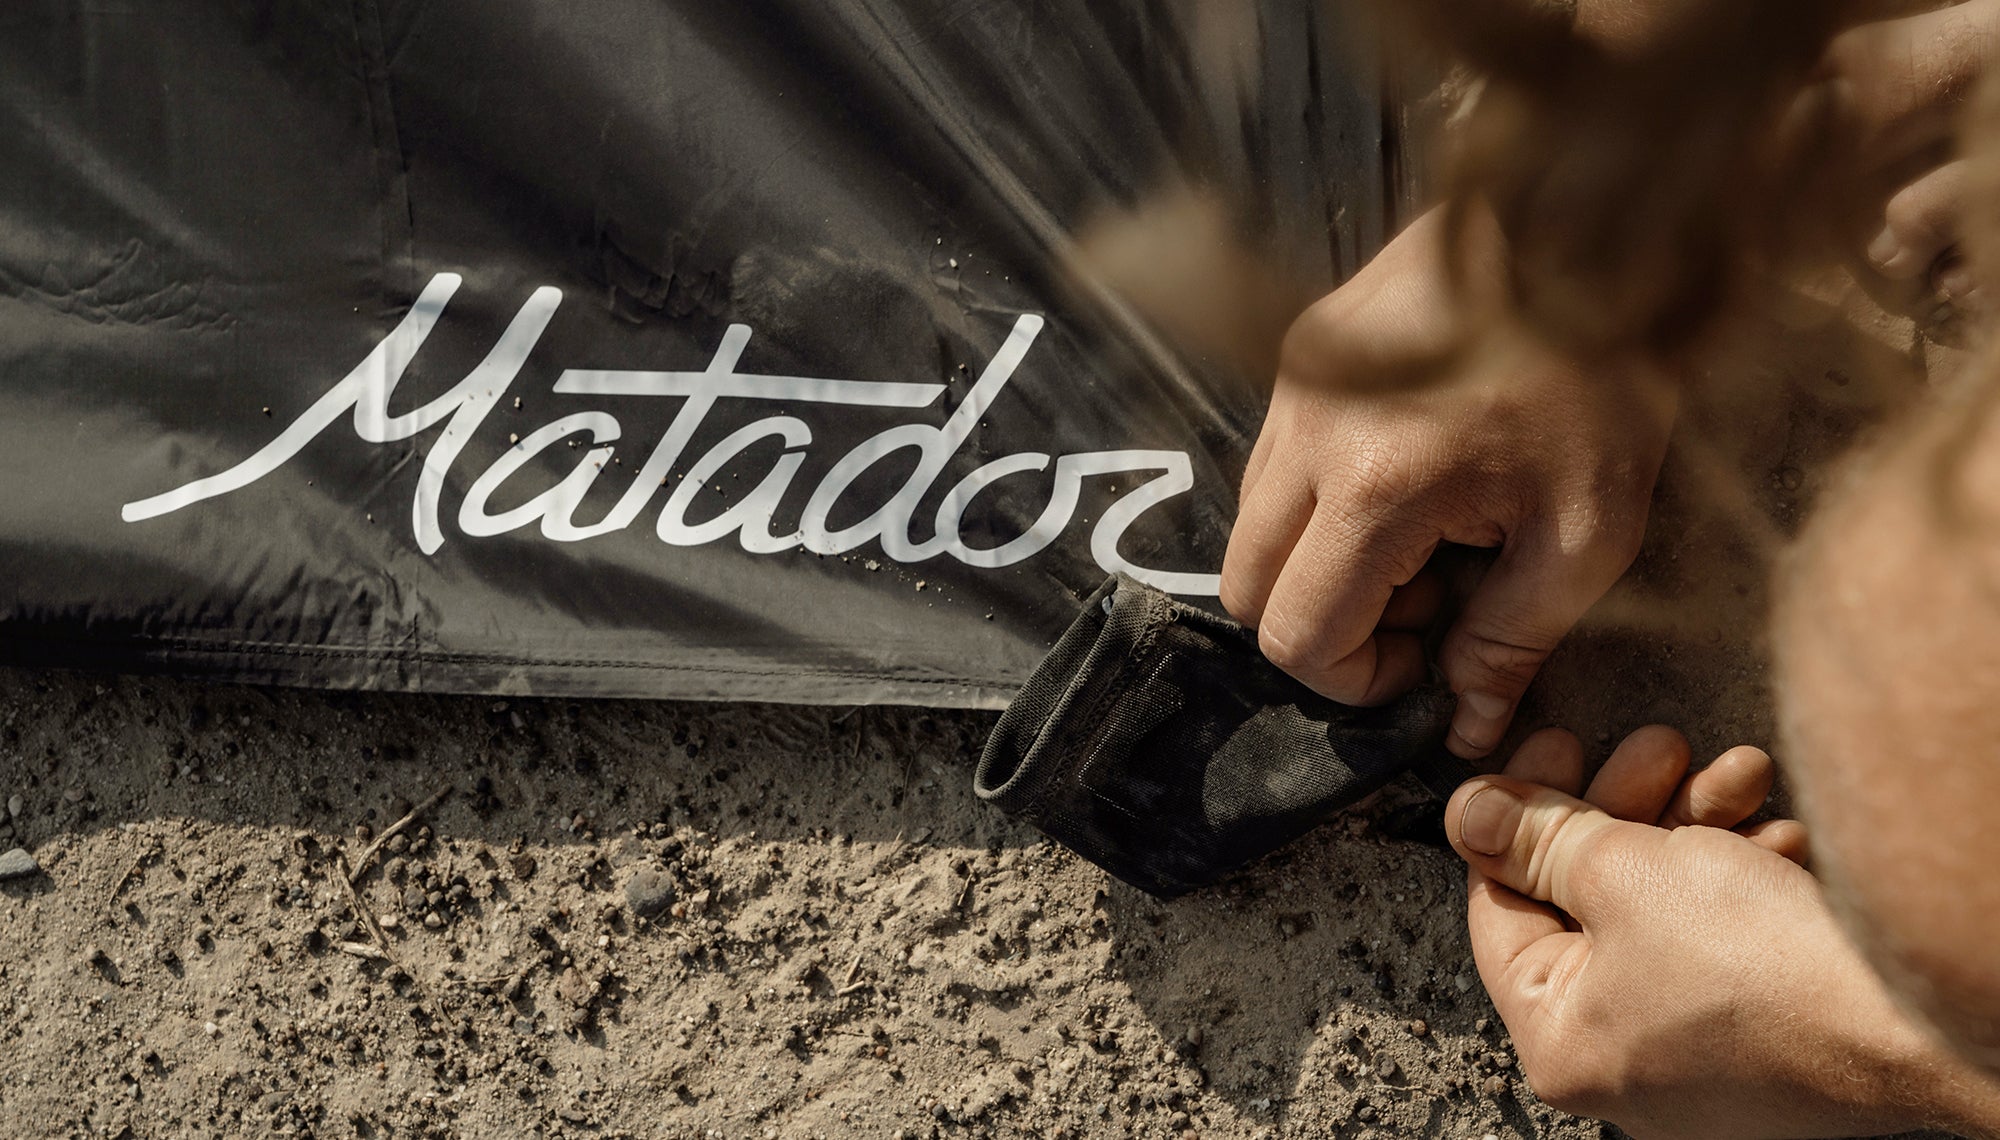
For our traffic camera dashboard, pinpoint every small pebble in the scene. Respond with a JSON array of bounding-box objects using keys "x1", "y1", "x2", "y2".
[
  {"x1": 422, "y1": 912, "x2": 445, "y2": 930},
  {"x1": 1410, "y1": 1019, "x2": 1429, "y2": 1038},
  {"x1": 0, "y1": 848, "x2": 38, "y2": 880},
  {"x1": 5, "y1": 795, "x2": 19, "y2": 819},
  {"x1": 1483, "y1": 1075, "x2": 1511, "y2": 1098},
  {"x1": 624, "y1": 867, "x2": 676, "y2": 919},
  {"x1": 1377, "y1": 1057, "x2": 1399, "y2": 1081}
]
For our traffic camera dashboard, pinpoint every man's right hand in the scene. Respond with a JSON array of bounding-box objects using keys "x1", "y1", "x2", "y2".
[
  {"x1": 1219, "y1": 210, "x2": 1677, "y2": 758},
  {"x1": 1447, "y1": 727, "x2": 2000, "y2": 1139}
]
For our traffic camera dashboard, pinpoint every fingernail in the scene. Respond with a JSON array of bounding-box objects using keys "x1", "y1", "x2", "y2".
[
  {"x1": 1867, "y1": 225, "x2": 1901, "y2": 270},
  {"x1": 1452, "y1": 691, "x2": 1511, "y2": 752},
  {"x1": 1458, "y1": 784, "x2": 1524, "y2": 857}
]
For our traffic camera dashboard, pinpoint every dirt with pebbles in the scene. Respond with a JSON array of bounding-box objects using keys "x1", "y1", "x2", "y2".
[{"x1": 0, "y1": 671, "x2": 1583, "y2": 1140}]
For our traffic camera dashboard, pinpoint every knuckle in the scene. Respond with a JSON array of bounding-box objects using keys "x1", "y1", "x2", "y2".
[
  {"x1": 1552, "y1": 491, "x2": 1650, "y2": 566},
  {"x1": 1277, "y1": 296, "x2": 1358, "y2": 384},
  {"x1": 1217, "y1": 571, "x2": 1262, "y2": 627},
  {"x1": 1529, "y1": 807, "x2": 1609, "y2": 901},
  {"x1": 1450, "y1": 629, "x2": 1550, "y2": 691},
  {"x1": 1339, "y1": 438, "x2": 1426, "y2": 514},
  {"x1": 1884, "y1": 186, "x2": 1949, "y2": 243},
  {"x1": 1276, "y1": 318, "x2": 1325, "y2": 379},
  {"x1": 1680, "y1": 786, "x2": 1722, "y2": 826}
]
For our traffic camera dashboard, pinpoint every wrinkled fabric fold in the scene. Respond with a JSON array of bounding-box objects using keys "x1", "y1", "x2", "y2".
[{"x1": 976, "y1": 575, "x2": 1456, "y2": 897}]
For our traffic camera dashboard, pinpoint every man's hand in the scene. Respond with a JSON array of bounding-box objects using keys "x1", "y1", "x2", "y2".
[
  {"x1": 1446, "y1": 727, "x2": 2000, "y2": 1139},
  {"x1": 1220, "y1": 211, "x2": 1676, "y2": 758},
  {"x1": 1821, "y1": 0, "x2": 2000, "y2": 309}
]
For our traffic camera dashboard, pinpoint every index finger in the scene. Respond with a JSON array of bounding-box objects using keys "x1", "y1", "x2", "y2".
[{"x1": 1256, "y1": 501, "x2": 1438, "y2": 703}]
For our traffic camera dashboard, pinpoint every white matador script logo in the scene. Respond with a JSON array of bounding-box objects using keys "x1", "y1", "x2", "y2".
[{"x1": 122, "y1": 273, "x2": 1220, "y2": 596}]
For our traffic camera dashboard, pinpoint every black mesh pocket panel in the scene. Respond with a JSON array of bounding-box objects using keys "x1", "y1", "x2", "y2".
[{"x1": 976, "y1": 575, "x2": 1455, "y2": 897}]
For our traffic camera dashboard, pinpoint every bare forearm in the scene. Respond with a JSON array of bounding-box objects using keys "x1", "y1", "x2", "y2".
[
  {"x1": 1842, "y1": 1008, "x2": 2000, "y2": 1140},
  {"x1": 1911, "y1": 1047, "x2": 2000, "y2": 1140}
]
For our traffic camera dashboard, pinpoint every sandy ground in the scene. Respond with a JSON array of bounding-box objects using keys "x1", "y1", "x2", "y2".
[
  {"x1": 0, "y1": 678, "x2": 1559, "y2": 1140},
  {"x1": 0, "y1": 280, "x2": 1961, "y2": 1140}
]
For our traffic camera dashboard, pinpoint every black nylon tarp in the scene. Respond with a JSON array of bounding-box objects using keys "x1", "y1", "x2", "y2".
[{"x1": 0, "y1": 0, "x2": 1397, "y2": 706}]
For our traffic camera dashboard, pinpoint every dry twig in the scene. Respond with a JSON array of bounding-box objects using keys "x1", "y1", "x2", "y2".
[
  {"x1": 335, "y1": 853, "x2": 395, "y2": 954},
  {"x1": 347, "y1": 786, "x2": 451, "y2": 883}
]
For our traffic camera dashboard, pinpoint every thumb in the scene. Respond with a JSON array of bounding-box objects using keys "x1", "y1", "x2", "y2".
[
  {"x1": 1446, "y1": 775, "x2": 1630, "y2": 918},
  {"x1": 1440, "y1": 532, "x2": 1634, "y2": 758}
]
